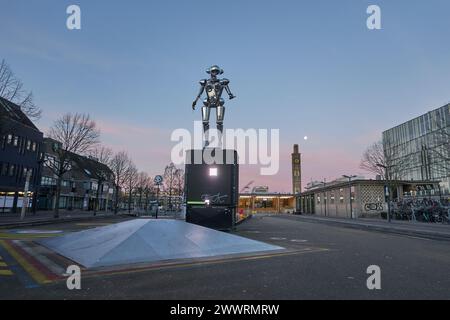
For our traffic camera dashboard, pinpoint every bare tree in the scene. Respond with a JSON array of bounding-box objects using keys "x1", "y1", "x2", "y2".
[
  {"x1": 163, "y1": 163, "x2": 178, "y2": 211},
  {"x1": 125, "y1": 164, "x2": 138, "y2": 213},
  {"x1": 361, "y1": 140, "x2": 412, "y2": 180},
  {"x1": 0, "y1": 59, "x2": 42, "y2": 120},
  {"x1": 143, "y1": 175, "x2": 156, "y2": 211},
  {"x1": 110, "y1": 151, "x2": 131, "y2": 214},
  {"x1": 88, "y1": 146, "x2": 114, "y2": 216},
  {"x1": 49, "y1": 113, "x2": 100, "y2": 155},
  {"x1": 360, "y1": 141, "x2": 388, "y2": 178},
  {"x1": 174, "y1": 168, "x2": 185, "y2": 210},
  {"x1": 135, "y1": 172, "x2": 149, "y2": 210},
  {"x1": 47, "y1": 113, "x2": 100, "y2": 218},
  {"x1": 360, "y1": 138, "x2": 411, "y2": 220},
  {"x1": 88, "y1": 146, "x2": 113, "y2": 166}
]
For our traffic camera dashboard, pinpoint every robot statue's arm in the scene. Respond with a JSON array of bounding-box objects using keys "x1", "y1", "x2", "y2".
[
  {"x1": 221, "y1": 79, "x2": 236, "y2": 100},
  {"x1": 192, "y1": 80, "x2": 206, "y2": 110}
]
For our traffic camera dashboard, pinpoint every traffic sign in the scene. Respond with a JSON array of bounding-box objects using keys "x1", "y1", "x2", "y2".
[{"x1": 154, "y1": 175, "x2": 163, "y2": 185}]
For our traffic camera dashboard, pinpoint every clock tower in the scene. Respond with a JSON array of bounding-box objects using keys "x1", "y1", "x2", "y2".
[{"x1": 292, "y1": 144, "x2": 302, "y2": 194}]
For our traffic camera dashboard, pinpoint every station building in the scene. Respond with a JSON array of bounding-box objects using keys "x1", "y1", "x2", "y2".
[{"x1": 298, "y1": 178, "x2": 441, "y2": 219}]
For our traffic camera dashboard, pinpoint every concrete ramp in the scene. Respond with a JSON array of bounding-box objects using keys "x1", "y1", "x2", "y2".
[{"x1": 39, "y1": 219, "x2": 283, "y2": 268}]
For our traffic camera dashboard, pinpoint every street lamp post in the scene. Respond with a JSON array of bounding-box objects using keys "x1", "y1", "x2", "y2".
[
  {"x1": 21, "y1": 170, "x2": 32, "y2": 220},
  {"x1": 343, "y1": 175, "x2": 357, "y2": 219},
  {"x1": 322, "y1": 179, "x2": 327, "y2": 217},
  {"x1": 156, "y1": 185, "x2": 160, "y2": 219},
  {"x1": 154, "y1": 175, "x2": 163, "y2": 220},
  {"x1": 32, "y1": 155, "x2": 44, "y2": 216}
]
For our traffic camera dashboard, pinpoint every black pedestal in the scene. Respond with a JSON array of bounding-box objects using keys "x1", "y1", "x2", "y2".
[{"x1": 185, "y1": 149, "x2": 239, "y2": 231}]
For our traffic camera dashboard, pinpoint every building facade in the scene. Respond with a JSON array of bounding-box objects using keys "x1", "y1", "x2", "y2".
[
  {"x1": 0, "y1": 97, "x2": 44, "y2": 213},
  {"x1": 37, "y1": 138, "x2": 115, "y2": 211},
  {"x1": 383, "y1": 104, "x2": 450, "y2": 195},
  {"x1": 292, "y1": 144, "x2": 302, "y2": 194},
  {"x1": 239, "y1": 193, "x2": 296, "y2": 215},
  {"x1": 298, "y1": 178, "x2": 441, "y2": 218}
]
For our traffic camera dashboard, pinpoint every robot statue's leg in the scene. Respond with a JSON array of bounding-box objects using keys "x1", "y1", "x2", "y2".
[
  {"x1": 202, "y1": 106, "x2": 211, "y2": 147},
  {"x1": 216, "y1": 105, "x2": 225, "y2": 135}
]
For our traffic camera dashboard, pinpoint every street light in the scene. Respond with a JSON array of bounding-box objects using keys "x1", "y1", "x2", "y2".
[
  {"x1": 154, "y1": 175, "x2": 163, "y2": 219},
  {"x1": 322, "y1": 179, "x2": 327, "y2": 216},
  {"x1": 343, "y1": 175, "x2": 357, "y2": 219}
]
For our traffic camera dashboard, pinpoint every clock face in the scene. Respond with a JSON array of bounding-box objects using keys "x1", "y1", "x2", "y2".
[{"x1": 294, "y1": 159, "x2": 300, "y2": 164}]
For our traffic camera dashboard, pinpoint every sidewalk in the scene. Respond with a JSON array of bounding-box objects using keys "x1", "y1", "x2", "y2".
[
  {"x1": 282, "y1": 214, "x2": 450, "y2": 241},
  {"x1": 0, "y1": 210, "x2": 127, "y2": 229}
]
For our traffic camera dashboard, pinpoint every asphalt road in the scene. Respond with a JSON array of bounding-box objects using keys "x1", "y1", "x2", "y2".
[{"x1": 1, "y1": 214, "x2": 449, "y2": 299}]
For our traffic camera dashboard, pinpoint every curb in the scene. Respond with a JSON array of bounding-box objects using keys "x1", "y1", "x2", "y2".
[
  {"x1": 0, "y1": 214, "x2": 129, "y2": 229},
  {"x1": 236, "y1": 214, "x2": 253, "y2": 226},
  {"x1": 287, "y1": 215, "x2": 450, "y2": 242}
]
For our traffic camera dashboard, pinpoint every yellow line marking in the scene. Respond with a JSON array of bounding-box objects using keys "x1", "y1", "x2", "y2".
[
  {"x1": 0, "y1": 270, "x2": 13, "y2": 276},
  {"x1": 0, "y1": 233, "x2": 60, "y2": 239},
  {"x1": 0, "y1": 262, "x2": 7, "y2": 267},
  {"x1": 0, "y1": 240, "x2": 51, "y2": 284}
]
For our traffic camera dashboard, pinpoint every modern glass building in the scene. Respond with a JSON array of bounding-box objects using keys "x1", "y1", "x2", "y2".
[{"x1": 382, "y1": 104, "x2": 450, "y2": 195}]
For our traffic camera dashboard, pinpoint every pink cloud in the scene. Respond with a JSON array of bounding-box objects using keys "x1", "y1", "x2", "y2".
[{"x1": 96, "y1": 120, "x2": 174, "y2": 176}]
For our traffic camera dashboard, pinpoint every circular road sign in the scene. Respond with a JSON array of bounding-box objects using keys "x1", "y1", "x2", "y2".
[{"x1": 154, "y1": 175, "x2": 163, "y2": 185}]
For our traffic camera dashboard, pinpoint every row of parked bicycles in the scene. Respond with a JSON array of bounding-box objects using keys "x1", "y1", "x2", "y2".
[{"x1": 390, "y1": 198, "x2": 450, "y2": 224}]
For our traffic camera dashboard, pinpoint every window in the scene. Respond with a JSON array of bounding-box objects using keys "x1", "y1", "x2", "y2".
[
  {"x1": 7, "y1": 134, "x2": 12, "y2": 144},
  {"x1": 13, "y1": 136, "x2": 18, "y2": 147},
  {"x1": 9, "y1": 164, "x2": 15, "y2": 176},
  {"x1": 1, "y1": 163, "x2": 8, "y2": 176},
  {"x1": 26, "y1": 140, "x2": 31, "y2": 151},
  {"x1": 41, "y1": 176, "x2": 56, "y2": 186},
  {"x1": 32, "y1": 142, "x2": 37, "y2": 152},
  {"x1": 62, "y1": 180, "x2": 71, "y2": 187}
]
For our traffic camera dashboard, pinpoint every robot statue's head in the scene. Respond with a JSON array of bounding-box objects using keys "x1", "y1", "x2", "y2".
[{"x1": 206, "y1": 65, "x2": 223, "y2": 77}]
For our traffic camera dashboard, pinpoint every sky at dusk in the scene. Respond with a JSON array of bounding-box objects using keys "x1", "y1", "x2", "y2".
[{"x1": 1, "y1": 0, "x2": 450, "y2": 192}]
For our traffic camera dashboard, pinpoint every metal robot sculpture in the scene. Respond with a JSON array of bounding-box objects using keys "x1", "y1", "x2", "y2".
[{"x1": 192, "y1": 65, "x2": 236, "y2": 146}]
